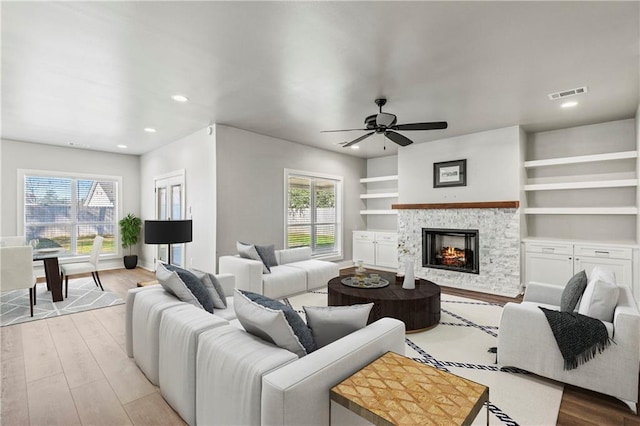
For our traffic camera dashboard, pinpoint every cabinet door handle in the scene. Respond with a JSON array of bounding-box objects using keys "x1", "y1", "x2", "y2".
[
  {"x1": 595, "y1": 251, "x2": 610, "y2": 257},
  {"x1": 574, "y1": 258, "x2": 578, "y2": 261}
]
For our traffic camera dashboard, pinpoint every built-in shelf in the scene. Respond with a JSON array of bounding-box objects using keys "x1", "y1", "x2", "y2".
[
  {"x1": 359, "y1": 175, "x2": 398, "y2": 183},
  {"x1": 524, "y1": 207, "x2": 638, "y2": 215},
  {"x1": 359, "y1": 210, "x2": 398, "y2": 215},
  {"x1": 360, "y1": 192, "x2": 399, "y2": 199},
  {"x1": 524, "y1": 150, "x2": 637, "y2": 168},
  {"x1": 524, "y1": 179, "x2": 638, "y2": 191}
]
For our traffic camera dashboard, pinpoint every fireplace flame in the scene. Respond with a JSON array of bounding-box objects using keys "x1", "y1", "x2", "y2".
[{"x1": 440, "y1": 246, "x2": 466, "y2": 267}]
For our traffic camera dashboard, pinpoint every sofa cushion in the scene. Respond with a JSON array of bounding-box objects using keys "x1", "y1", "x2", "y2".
[
  {"x1": 560, "y1": 270, "x2": 588, "y2": 312},
  {"x1": 262, "y1": 265, "x2": 307, "y2": 299},
  {"x1": 190, "y1": 268, "x2": 227, "y2": 309},
  {"x1": 159, "y1": 305, "x2": 228, "y2": 426},
  {"x1": 578, "y1": 279, "x2": 620, "y2": 322},
  {"x1": 196, "y1": 325, "x2": 297, "y2": 426},
  {"x1": 278, "y1": 247, "x2": 312, "y2": 264},
  {"x1": 157, "y1": 263, "x2": 214, "y2": 313},
  {"x1": 237, "y1": 241, "x2": 270, "y2": 273},
  {"x1": 234, "y1": 290, "x2": 316, "y2": 357},
  {"x1": 303, "y1": 303, "x2": 373, "y2": 348},
  {"x1": 286, "y1": 259, "x2": 339, "y2": 291}
]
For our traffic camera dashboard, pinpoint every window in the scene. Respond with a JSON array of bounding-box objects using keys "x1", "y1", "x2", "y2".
[
  {"x1": 285, "y1": 169, "x2": 342, "y2": 258},
  {"x1": 21, "y1": 170, "x2": 120, "y2": 256}
]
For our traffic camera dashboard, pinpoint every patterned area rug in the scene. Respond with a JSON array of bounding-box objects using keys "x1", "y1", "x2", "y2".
[
  {"x1": 284, "y1": 289, "x2": 563, "y2": 426},
  {"x1": 0, "y1": 276, "x2": 124, "y2": 326}
]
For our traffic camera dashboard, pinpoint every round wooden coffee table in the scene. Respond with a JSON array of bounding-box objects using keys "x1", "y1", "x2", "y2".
[{"x1": 328, "y1": 272, "x2": 441, "y2": 332}]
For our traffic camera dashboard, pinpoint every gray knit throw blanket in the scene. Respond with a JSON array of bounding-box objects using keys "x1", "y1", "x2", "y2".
[{"x1": 539, "y1": 307, "x2": 612, "y2": 370}]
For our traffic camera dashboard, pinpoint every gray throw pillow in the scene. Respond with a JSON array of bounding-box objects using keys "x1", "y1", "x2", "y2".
[
  {"x1": 164, "y1": 264, "x2": 215, "y2": 313},
  {"x1": 560, "y1": 270, "x2": 588, "y2": 312},
  {"x1": 255, "y1": 244, "x2": 278, "y2": 267},
  {"x1": 234, "y1": 290, "x2": 316, "y2": 357},
  {"x1": 303, "y1": 304, "x2": 373, "y2": 348},
  {"x1": 237, "y1": 241, "x2": 270, "y2": 274},
  {"x1": 189, "y1": 268, "x2": 228, "y2": 309}
]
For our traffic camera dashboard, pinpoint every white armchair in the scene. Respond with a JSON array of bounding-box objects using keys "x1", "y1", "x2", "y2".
[{"x1": 498, "y1": 280, "x2": 639, "y2": 413}]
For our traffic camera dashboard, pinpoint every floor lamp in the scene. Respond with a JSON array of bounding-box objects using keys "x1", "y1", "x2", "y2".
[{"x1": 144, "y1": 220, "x2": 193, "y2": 266}]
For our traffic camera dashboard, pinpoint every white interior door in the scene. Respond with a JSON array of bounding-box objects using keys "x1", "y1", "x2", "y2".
[{"x1": 154, "y1": 171, "x2": 186, "y2": 266}]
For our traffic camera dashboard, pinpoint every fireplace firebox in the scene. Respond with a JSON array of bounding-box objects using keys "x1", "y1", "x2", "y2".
[{"x1": 423, "y1": 228, "x2": 479, "y2": 274}]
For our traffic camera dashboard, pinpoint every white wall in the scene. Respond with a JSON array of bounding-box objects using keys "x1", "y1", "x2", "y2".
[
  {"x1": 139, "y1": 127, "x2": 216, "y2": 272},
  {"x1": 0, "y1": 139, "x2": 140, "y2": 271},
  {"x1": 398, "y1": 126, "x2": 522, "y2": 203},
  {"x1": 216, "y1": 125, "x2": 366, "y2": 264}
]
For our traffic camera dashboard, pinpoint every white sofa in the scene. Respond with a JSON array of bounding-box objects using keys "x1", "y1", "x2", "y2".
[
  {"x1": 218, "y1": 247, "x2": 339, "y2": 299},
  {"x1": 498, "y1": 281, "x2": 639, "y2": 413},
  {"x1": 126, "y1": 275, "x2": 405, "y2": 426}
]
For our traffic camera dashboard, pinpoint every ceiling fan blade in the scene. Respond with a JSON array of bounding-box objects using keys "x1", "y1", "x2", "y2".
[
  {"x1": 393, "y1": 121, "x2": 448, "y2": 131},
  {"x1": 343, "y1": 132, "x2": 375, "y2": 147},
  {"x1": 321, "y1": 128, "x2": 368, "y2": 133},
  {"x1": 385, "y1": 130, "x2": 413, "y2": 147}
]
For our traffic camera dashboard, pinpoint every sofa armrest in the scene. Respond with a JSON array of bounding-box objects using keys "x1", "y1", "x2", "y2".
[
  {"x1": 523, "y1": 281, "x2": 564, "y2": 306},
  {"x1": 215, "y1": 273, "x2": 236, "y2": 297},
  {"x1": 497, "y1": 301, "x2": 557, "y2": 368},
  {"x1": 261, "y1": 318, "x2": 405, "y2": 426},
  {"x1": 219, "y1": 255, "x2": 264, "y2": 294},
  {"x1": 125, "y1": 284, "x2": 163, "y2": 358},
  {"x1": 613, "y1": 287, "x2": 640, "y2": 346}
]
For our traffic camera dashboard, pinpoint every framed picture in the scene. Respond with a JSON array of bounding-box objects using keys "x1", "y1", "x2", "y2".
[{"x1": 433, "y1": 159, "x2": 467, "y2": 188}]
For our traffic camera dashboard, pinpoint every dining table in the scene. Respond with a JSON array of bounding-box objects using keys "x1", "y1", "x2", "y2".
[{"x1": 33, "y1": 248, "x2": 69, "y2": 302}]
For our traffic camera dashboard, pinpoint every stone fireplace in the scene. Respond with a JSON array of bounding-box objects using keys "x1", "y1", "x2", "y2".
[{"x1": 395, "y1": 201, "x2": 521, "y2": 297}]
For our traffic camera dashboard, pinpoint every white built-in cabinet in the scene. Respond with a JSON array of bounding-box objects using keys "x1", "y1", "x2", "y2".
[
  {"x1": 524, "y1": 239, "x2": 636, "y2": 289},
  {"x1": 353, "y1": 231, "x2": 398, "y2": 270}
]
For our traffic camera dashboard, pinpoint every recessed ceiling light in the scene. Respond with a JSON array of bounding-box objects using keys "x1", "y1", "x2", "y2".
[
  {"x1": 171, "y1": 95, "x2": 189, "y2": 102},
  {"x1": 351, "y1": 145, "x2": 360, "y2": 150},
  {"x1": 117, "y1": 144, "x2": 128, "y2": 149},
  {"x1": 561, "y1": 101, "x2": 578, "y2": 108},
  {"x1": 144, "y1": 127, "x2": 157, "y2": 133}
]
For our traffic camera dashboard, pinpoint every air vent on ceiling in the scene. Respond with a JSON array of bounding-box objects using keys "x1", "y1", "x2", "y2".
[{"x1": 547, "y1": 86, "x2": 588, "y2": 100}]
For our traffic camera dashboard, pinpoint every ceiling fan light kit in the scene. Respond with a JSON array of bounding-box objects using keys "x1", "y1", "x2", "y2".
[{"x1": 322, "y1": 98, "x2": 447, "y2": 148}]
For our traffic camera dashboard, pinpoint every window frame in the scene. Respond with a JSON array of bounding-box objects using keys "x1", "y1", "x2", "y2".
[
  {"x1": 284, "y1": 168, "x2": 343, "y2": 261},
  {"x1": 17, "y1": 169, "x2": 123, "y2": 260}
]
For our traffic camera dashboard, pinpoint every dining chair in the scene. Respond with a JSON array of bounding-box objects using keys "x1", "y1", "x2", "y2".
[
  {"x1": 0, "y1": 245, "x2": 37, "y2": 316},
  {"x1": 60, "y1": 235, "x2": 104, "y2": 297},
  {"x1": 0, "y1": 236, "x2": 27, "y2": 247}
]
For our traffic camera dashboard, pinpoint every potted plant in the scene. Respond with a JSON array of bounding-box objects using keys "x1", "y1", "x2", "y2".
[{"x1": 119, "y1": 213, "x2": 142, "y2": 269}]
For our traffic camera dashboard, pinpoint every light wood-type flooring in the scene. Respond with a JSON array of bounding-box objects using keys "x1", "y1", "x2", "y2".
[{"x1": 1, "y1": 267, "x2": 638, "y2": 425}]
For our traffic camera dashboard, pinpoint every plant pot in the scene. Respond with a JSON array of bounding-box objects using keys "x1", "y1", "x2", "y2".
[{"x1": 124, "y1": 255, "x2": 138, "y2": 269}]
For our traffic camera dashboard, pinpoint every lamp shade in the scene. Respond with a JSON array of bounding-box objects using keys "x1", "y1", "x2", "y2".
[{"x1": 144, "y1": 220, "x2": 193, "y2": 244}]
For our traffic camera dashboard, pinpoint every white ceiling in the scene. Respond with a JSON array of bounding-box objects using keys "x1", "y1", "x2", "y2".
[{"x1": 2, "y1": 1, "x2": 638, "y2": 158}]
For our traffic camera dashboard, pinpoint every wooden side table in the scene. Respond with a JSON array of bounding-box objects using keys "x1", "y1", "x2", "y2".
[
  {"x1": 137, "y1": 279, "x2": 159, "y2": 287},
  {"x1": 331, "y1": 351, "x2": 489, "y2": 426}
]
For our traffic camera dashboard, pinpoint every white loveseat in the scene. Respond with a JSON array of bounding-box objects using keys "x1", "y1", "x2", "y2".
[
  {"x1": 219, "y1": 247, "x2": 339, "y2": 299},
  {"x1": 126, "y1": 276, "x2": 405, "y2": 426},
  {"x1": 497, "y1": 280, "x2": 639, "y2": 413}
]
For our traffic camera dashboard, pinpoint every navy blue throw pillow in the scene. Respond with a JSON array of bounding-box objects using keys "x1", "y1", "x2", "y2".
[
  {"x1": 165, "y1": 264, "x2": 215, "y2": 314},
  {"x1": 240, "y1": 290, "x2": 317, "y2": 354}
]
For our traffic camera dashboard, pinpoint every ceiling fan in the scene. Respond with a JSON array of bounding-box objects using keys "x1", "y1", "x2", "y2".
[{"x1": 322, "y1": 98, "x2": 447, "y2": 148}]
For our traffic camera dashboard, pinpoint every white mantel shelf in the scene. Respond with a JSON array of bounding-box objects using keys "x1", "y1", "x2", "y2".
[{"x1": 392, "y1": 201, "x2": 519, "y2": 210}]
